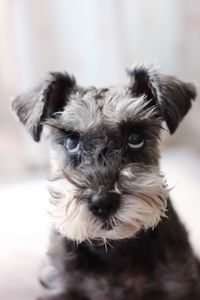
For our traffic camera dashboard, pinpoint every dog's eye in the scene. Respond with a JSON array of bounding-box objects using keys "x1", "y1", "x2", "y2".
[
  {"x1": 128, "y1": 132, "x2": 144, "y2": 149},
  {"x1": 64, "y1": 134, "x2": 80, "y2": 153}
]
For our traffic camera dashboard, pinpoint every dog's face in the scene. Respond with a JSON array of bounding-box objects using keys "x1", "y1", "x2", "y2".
[{"x1": 12, "y1": 63, "x2": 196, "y2": 243}]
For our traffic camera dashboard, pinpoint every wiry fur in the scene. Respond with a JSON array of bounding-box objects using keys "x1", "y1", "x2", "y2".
[
  {"x1": 48, "y1": 165, "x2": 167, "y2": 243},
  {"x1": 43, "y1": 88, "x2": 166, "y2": 244},
  {"x1": 127, "y1": 62, "x2": 196, "y2": 133},
  {"x1": 12, "y1": 62, "x2": 200, "y2": 300}
]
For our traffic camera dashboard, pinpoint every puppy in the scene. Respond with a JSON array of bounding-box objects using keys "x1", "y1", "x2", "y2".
[{"x1": 12, "y1": 63, "x2": 200, "y2": 300}]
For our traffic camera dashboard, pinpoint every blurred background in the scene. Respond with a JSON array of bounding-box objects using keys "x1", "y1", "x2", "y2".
[{"x1": 0, "y1": 1, "x2": 200, "y2": 299}]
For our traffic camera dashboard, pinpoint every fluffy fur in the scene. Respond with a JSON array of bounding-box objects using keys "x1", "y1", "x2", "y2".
[
  {"x1": 12, "y1": 62, "x2": 200, "y2": 300},
  {"x1": 48, "y1": 165, "x2": 167, "y2": 243}
]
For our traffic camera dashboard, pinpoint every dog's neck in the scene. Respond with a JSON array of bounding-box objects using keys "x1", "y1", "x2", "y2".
[{"x1": 53, "y1": 199, "x2": 187, "y2": 275}]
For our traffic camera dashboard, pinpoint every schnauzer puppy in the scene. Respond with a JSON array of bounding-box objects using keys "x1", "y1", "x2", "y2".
[{"x1": 12, "y1": 63, "x2": 200, "y2": 300}]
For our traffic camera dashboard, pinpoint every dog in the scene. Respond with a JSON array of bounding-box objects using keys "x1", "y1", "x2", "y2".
[{"x1": 12, "y1": 62, "x2": 200, "y2": 299}]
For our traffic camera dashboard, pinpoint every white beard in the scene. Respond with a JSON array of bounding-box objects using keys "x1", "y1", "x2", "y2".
[{"x1": 48, "y1": 166, "x2": 167, "y2": 243}]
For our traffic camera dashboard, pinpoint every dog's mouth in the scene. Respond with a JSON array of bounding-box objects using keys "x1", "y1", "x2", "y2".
[
  {"x1": 102, "y1": 221, "x2": 113, "y2": 231},
  {"x1": 101, "y1": 218, "x2": 117, "y2": 231}
]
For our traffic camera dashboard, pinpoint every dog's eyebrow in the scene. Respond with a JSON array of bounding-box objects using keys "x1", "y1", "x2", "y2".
[
  {"x1": 42, "y1": 119, "x2": 74, "y2": 133},
  {"x1": 103, "y1": 95, "x2": 160, "y2": 123}
]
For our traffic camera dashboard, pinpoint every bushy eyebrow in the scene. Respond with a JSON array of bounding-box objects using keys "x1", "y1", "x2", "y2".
[
  {"x1": 42, "y1": 93, "x2": 163, "y2": 139},
  {"x1": 42, "y1": 119, "x2": 77, "y2": 134},
  {"x1": 103, "y1": 94, "x2": 160, "y2": 123}
]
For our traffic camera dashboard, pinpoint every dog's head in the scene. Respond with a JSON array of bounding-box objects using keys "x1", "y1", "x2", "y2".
[{"x1": 12, "y1": 63, "x2": 196, "y2": 243}]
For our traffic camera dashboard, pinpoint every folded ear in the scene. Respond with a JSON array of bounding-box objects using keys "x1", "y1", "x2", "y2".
[
  {"x1": 127, "y1": 63, "x2": 197, "y2": 134},
  {"x1": 12, "y1": 72, "x2": 76, "y2": 142}
]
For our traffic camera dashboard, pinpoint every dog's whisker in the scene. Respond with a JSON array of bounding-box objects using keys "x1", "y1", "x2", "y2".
[{"x1": 12, "y1": 62, "x2": 199, "y2": 299}]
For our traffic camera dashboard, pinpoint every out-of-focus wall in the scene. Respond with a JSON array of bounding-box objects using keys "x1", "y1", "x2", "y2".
[{"x1": 0, "y1": 0, "x2": 200, "y2": 181}]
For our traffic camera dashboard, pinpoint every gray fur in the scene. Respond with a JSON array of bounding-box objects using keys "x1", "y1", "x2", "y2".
[
  {"x1": 11, "y1": 63, "x2": 199, "y2": 300},
  {"x1": 12, "y1": 72, "x2": 76, "y2": 141},
  {"x1": 127, "y1": 62, "x2": 196, "y2": 133},
  {"x1": 12, "y1": 63, "x2": 196, "y2": 140}
]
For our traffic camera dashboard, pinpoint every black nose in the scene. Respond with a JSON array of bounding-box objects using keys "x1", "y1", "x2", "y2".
[{"x1": 89, "y1": 192, "x2": 120, "y2": 218}]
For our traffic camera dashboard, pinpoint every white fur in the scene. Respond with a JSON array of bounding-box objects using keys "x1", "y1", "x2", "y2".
[{"x1": 48, "y1": 166, "x2": 167, "y2": 243}]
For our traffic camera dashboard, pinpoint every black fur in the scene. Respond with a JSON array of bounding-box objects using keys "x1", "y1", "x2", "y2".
[
  {"x1": 12, "y1": 63, "x2": 199, "y2": 300},
  {"x1": 128, "y1": 64, "x2": 196, "y2": 133},
  {"x1": 12, "y1": 72, "x2": 75, "y2": 141},
  {"x1": 40, "y1": 200, "x2": 200, "y2": 300}
]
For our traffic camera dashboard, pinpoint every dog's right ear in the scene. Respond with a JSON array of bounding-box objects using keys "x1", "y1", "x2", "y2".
[{"x1": 12, "y1": 72, "x2": 76, "y2": 142}]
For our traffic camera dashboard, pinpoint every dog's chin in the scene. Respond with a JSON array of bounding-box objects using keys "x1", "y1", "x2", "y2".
[
  {"x1": 101, "y1": 223, "x2": 138, "y2": 240},
  {"x1": 51, "y1": 217, "x2": 139, "y2": 243},
  {"x1": 50, "y1": 214, "x2": 156, "y2": 243}
]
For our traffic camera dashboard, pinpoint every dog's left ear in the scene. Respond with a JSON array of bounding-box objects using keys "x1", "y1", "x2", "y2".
[
  {"x1": 12, "y1": 72, "x2": 76, "y2": 142},
  {"x1": 127, "y1": 63, "x2": 197, "y2": 134}
]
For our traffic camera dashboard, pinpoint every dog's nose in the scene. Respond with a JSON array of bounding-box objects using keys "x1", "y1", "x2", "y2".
[{"x1": 89, "y1": 192, "x2": 120, "y2": 218}]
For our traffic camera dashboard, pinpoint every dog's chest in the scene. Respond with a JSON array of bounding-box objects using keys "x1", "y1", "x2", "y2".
[
  {"x1": 64, "y1": 246, "x2": 150, "y2": 300},
  {"x1": 66, "y1": 269, "x2": 147, "y2": 300}
]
